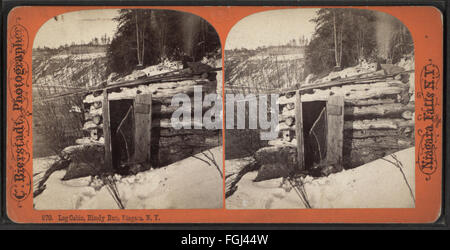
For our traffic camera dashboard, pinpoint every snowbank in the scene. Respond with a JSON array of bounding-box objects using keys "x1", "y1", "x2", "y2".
[
  {"x1": 34, "y1": 146, "x2": 223, "y2": 210},
  {"x1": 226, "y1": 147, "x2": 415, "y2": 209}
]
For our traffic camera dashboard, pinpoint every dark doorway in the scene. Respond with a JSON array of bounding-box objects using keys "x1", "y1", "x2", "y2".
[
  {"x1": 302, "y1": 101, "x2": 327, "y2": 172},
  {"x1": 109, "y1": 99, "x2": 135, "y2": 173}
]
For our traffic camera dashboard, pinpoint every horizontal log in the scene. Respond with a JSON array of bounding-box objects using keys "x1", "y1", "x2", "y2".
[
  {"x1": 83, "y1": 121, "x2": 103, "y2": 130},
  {"x1": 268, "y1": 138, "x2": 297, "y2": 147},
  {"x1": 345, "y1": 97, "x2": 397, "y2": 106},
  {"x1": 344, "y1": 103, "x2": 414, "y2": 117},
  {"x1": 285, "y1": 92, "x2": 296, "y2": 98},
  {"x1": 279, "y1": 109, "x2": 295, "y2": 120},
  {"x1": 402, "y1": 110, "x2": 414, "y2": 120},
  {"x1": 89, "y1": 106, "x2": 102, "y2": 115},
  {"x1": 278, "y1": 81, "x2": 407, "y2": 104},
  {"x1": 75, "y1": 137, "x2": 104, "y2": 145},
  {"x1": 85, "y1": 80, "x2": 200, "y2": 102},
  {"x1": 85, "y1": 110, "x2": 102, "y2": 120},
  {"x1": 153, "y1": 118, "x2": 208, "y2": 129},
  {"x1": 348, "y1": 137, "x2": 414, "y2": 149},
  {"x1": 109, "y1": 84, "x2": 216, "y2": 102},
  {"x1": 157, "y1": 135, "x2": 219, "y2": 148},
  {"x1": 280, "y1": 103, "x2": 413, "y2": 121},
  {"x1": 344, "y1": 129, "x2": 411, "y2": 139},
  {"x1": 84, "y1": 80, "x2": 216, "y2": 103},
  {"x1": 343, "y1": 147, "x2": 401, "y2": 168},
  {"x1": 301, "y1": 81, "x2": 408, "y2": 102},
  {"x1": 154, "y1": 101, "x2": 216, "y2": 116},
  {"x1": 344, "y1": 118, "x2": 414, "y2": 130},
  {"x1": 278, "y1": 95, "x2": 295, "y2": 105},
  {"x1": 159, "y1": 127, "x2": 220, "y2": 137},
  {"x1": 277, "y1": 122, "x2": 296, "y2": 131}
]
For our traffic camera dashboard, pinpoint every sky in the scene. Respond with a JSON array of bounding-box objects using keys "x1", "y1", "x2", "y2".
[
  {"x1": 225, "y1": 8, "x2": 319, "y2": 50},
  {"x1": 33, "y1": 9, "x2": 120, "y2": 48}
]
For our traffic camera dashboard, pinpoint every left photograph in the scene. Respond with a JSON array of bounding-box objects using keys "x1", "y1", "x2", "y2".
[{"x1": 32, "y1": 9, "x2": 223, "y2": 209}]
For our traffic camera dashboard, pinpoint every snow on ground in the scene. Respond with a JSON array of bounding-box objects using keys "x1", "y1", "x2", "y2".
[
  {"x1": 34, "y1": 146, "x2": 223, "y2": 210},
  {"x1": 52, "y1": 52, "x2": 106, "y2": 60},
  {"x1": 118, "y1": 60, "x2": 183, "y2": 82},
  {"x1": 247, "y1": 54, "x2": 304, "y2": 62},
  {"x1": 227, "y1": 147, "x2": 415, "y2": 209},
  {"x1": 32, "y1": 156, "x2": 59, "y2": 191}
]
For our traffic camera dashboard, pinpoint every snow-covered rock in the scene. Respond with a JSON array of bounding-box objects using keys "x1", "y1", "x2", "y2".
[{"x1": 253, "y1": 146, "x2": 297, "y2": 181}]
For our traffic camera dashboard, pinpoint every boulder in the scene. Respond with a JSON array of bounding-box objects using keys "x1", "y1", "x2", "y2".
[
  {"x1": 253, "y1": 146, "x2": 297, "y2": 181},
  {"x1": 62, "y1": 144, "x2": 104, "y2": 160},
  {"x1": 254, "y1": 145, "x2": 297, "y2": 166},
  {"x1": 254, "y1": 163, "x2": 293, "y2": 182},
  {"x1": 62, "y1": 161, "x2": 100, "y2": 180},
  {"x1": 62, "y1": 144, "x2": 105, "y2": 180}
]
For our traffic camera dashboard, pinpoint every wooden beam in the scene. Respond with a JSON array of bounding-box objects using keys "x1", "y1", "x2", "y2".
[
  {"x1": 102, "y1": 90, "x2": 113, "y2": 172},
  {"x1": 295, "y1": 90, "x2": 305, "y2": 171}
]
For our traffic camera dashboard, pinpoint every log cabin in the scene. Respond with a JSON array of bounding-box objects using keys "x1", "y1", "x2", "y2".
[{"x1": 264, "y1": 67, "x2": 415, "y2": 176}]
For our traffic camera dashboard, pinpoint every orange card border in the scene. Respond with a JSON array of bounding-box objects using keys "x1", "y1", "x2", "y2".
[{"x1": 5, "y1": 5, "x2": 444, "y2": 224}]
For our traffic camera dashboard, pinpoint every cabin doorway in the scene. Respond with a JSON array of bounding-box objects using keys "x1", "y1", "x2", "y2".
[
  {"x1": 109, "y1": 99, "x2": 135, "y2": 173},
  {"x1": 298, "y1": 95, "x2": 344, "y2": 175},
  {"x1": 302, "y1": 101, "x2": 327, "y2": 172},
  {"x1": 107, "y1": 94, "x2": 152, "y2": 175}
]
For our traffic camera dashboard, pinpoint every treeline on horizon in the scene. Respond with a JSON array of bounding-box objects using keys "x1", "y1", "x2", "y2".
[
  {"x1": 227, "y1": 35, "x2": 309, "y2": 53},
  {"x1": 34, "y1": 34, "x2": 111, "y2": 52}
]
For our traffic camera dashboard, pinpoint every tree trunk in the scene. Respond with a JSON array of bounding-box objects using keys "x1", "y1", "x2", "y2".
[
  {"x1": 135, "y1": 11, "x2": 141, "y2": 66},
  {"x1": 333, "y1": 10, "x2": 339, "y2": 68},
  {"x1": 141, "y1": 15, "x2": 146, "y2": 66}
]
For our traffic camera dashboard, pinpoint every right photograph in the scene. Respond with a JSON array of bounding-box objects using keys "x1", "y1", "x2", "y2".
[{"x1": 224, "y1": 8, "x2": 415, "y2": 209}]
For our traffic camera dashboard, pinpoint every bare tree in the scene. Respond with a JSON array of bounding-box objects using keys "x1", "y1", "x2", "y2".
[
  {"x1": 134, "y1": 10, "x2": 147, "y2": 66},
  {"x1": 332, "y1": 9, "x2": 344, "y2": 69}
]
